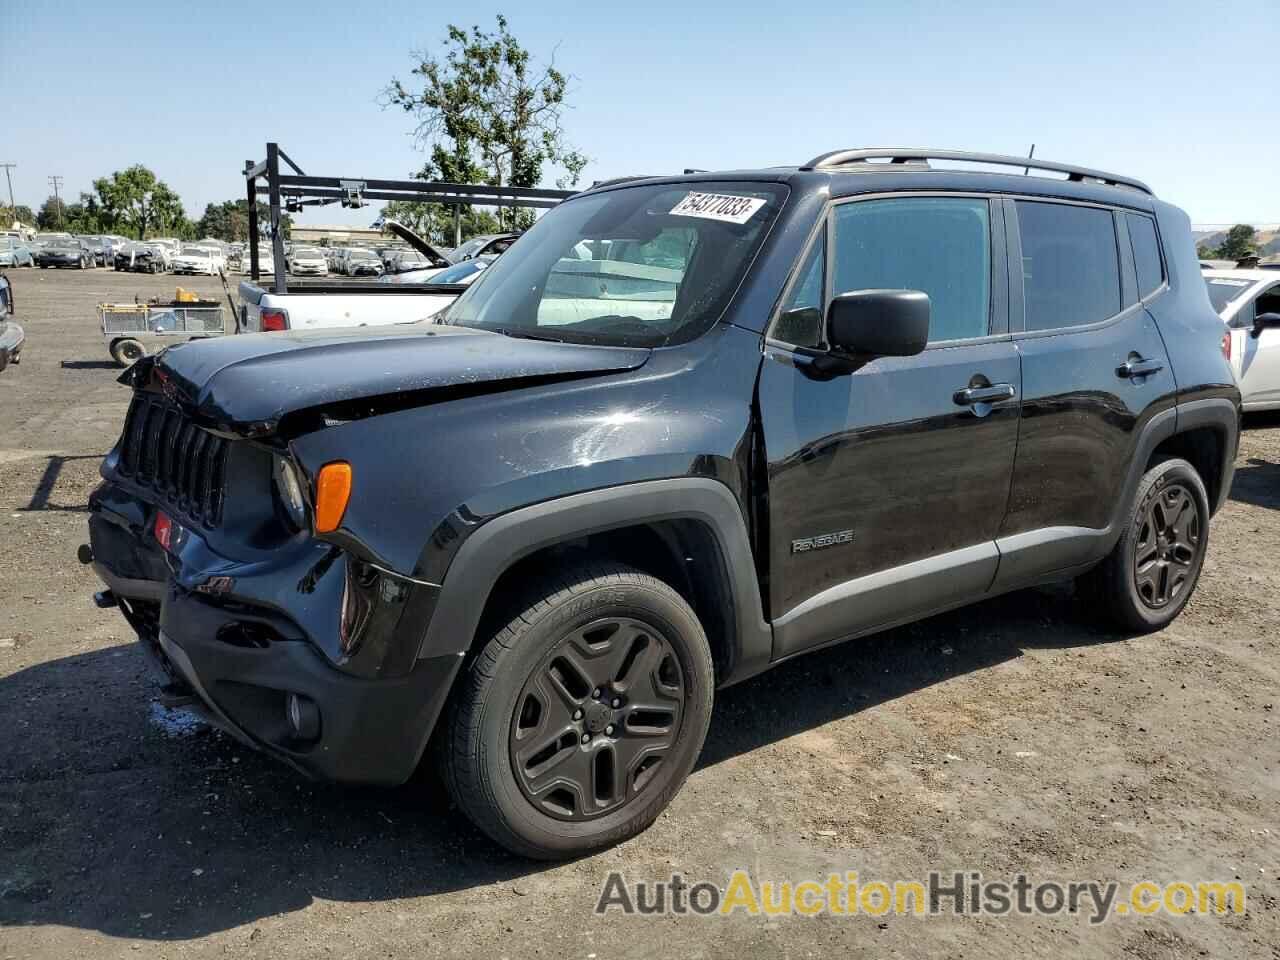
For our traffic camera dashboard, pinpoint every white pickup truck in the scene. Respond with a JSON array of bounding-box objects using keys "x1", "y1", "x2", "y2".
[{"x1": 237, "y1": 222, "x2": 474, "y2": 333}]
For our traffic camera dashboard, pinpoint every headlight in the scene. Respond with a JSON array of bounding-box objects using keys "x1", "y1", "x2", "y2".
[{"x1": 274, "y1": 458, "x2": 308, "y2": 529}]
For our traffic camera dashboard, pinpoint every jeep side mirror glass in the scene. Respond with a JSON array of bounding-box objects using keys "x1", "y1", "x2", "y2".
[{"x1": 826, "y1": 289, "x2": 930, "y2": 358}]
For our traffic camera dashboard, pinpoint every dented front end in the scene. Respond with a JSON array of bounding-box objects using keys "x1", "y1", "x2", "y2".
[{"x1": 87, "y1": 379, "x2": 460, "y2": 785}]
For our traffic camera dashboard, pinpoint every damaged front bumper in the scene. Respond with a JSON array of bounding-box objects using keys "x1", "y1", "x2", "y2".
[{"x1": 88, "y1": 482, "x2": 461, "y2": 785}]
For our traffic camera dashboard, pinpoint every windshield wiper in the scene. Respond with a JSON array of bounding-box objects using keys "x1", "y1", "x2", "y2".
[{"x1": 493, "y1": 328, "x2": 565, "y2": 343}]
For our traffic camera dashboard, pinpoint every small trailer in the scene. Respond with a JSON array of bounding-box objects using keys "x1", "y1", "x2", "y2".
[{"x1": 99, "y1": 299, "x2": 227, "y2": 366}]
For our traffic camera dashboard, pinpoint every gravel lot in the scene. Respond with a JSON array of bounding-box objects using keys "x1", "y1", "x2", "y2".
[{"x1": 1, "y1": 268, "x2": 1277, "y2": 958}]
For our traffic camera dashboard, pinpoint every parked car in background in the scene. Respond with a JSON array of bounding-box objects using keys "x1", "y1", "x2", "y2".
[
  {"x1": 342, "y1": 248, "x2": 384, "y2": 277},
  {"x1": 446, "y1": 231, "x2": 521, "y2": 263},
  {"x1": 0, "y1": 237, "x2": 34, "y2": 268},
  {"x1": 1205, "y1": 268, "x2": 1280, "y2": 411},
  {"x1": 287, "y1": 246, "x2": 328, "y2": 277},
  {"x1": 380, "y1": 253, "x2": 494, "y2": 286},
  {"x1": 171, "y1": 244, "x2": 226, "y2": 276},
  {"x1": 386, "y1": 249, "x2": 435, "y2": 274},
  {"x1": 113, "y1": 242, "x2": 168, "y2": 274},
  {"x1": 36, "y1": 237, "x2": 93, "y2": 269},
  {"x1": 79, "y1": 235, "x2": 114, "y2": 266},
  {"x1": 0, "y1": 273, "x2": 22, "y2": 372}
]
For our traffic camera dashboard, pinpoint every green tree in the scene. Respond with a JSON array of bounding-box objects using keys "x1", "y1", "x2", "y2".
[
  {"x1": 385, "y1": 15, "x2": 587, "y2": 236},
  {"x1": 63, "y1": 192, "x2": 106, "y2": 234},
  {"x1": 93, "y1": 165, "x2": 188, "y2": 239},
  {"x1": 195, "y1": 200, "x2": 289, "y2": 242},
  {"x1": 36, "y1": 195, "x2": 68, "y2": 230},
  {"x1": 377, "y1": 199, "x2": 499, "y2": 247},
  {"x1": 1214, "y1": 224, "x2": 1257, "y2": 261},
  {"x1": 0, "y1": 204, "x2": 36, "y2": 227}
]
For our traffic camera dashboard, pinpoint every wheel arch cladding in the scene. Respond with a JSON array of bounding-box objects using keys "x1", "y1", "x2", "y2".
[{"x1": 417, "y1": 478, "x2": 774, "y2": 688}]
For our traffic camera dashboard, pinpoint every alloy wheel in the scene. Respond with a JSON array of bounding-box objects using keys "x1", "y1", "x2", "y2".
[
  {"x1": 1133, "y1": 482, "x2": 1202, "y2": 609},
  {"x1": 509, "y1": 616, "x2": 685, "y2": 821}
]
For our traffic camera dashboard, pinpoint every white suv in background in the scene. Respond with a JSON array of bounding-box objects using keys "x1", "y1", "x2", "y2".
[{"x1": 1204, "y1": 269, "x2": 1280, "y2": 411}]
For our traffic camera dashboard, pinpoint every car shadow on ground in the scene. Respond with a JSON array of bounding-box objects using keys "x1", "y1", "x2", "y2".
[
  {"x1": 58, "y1": 360, "x2": 121, "y2": 371},
  {"x1": 16, "y1": 454, "x2": 101, "y2": 513},
  {"x1": 0, "y1": 583, "x2": 1126, "y2": 941},
  {"x1": 1228, "y1": 456, "x2": 1280, "y2": 511}
]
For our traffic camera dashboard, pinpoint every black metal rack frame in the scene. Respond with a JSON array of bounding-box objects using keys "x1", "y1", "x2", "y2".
[{"x1": 243, "y1": 142, "x2": 576, "y2": 294}]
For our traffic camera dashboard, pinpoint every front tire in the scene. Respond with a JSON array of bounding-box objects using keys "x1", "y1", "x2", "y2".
[
  {"x1": 444, "y1": 563, "x2": 714, "y2": 860},
  {"x1": 1079, "y1": 457, "x2": 1210, "y2": 632}
]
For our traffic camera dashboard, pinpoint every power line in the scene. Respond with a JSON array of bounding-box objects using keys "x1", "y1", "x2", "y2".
[
  {"x1": 48, "y1": 175, "x2": 64, "y2": 228},
  {"x1": 0, "y1": 163, "x2": 15, "y2": 217}
]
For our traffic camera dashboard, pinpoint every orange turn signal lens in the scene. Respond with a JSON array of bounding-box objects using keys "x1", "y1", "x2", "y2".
[{"x1": 314, "y1": 462, "x2": 352, "y2": 534}]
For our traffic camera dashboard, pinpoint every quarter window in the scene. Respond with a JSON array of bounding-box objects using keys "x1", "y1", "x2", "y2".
[
  {"x1": 773, "y1": 230, "x2": 825, "y2": 348},
  {"x1": 832, "y1": 197, "x2": 991, "y2": 343},
  {"x1": 1016, "y1": 201, "x2": 1121, "y2": 331},
  {"x1": 1126, "y1": 213, "x2": 1165, "y2": 298}
]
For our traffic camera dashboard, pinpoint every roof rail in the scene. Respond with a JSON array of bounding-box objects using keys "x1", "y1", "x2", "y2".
[{"x1": 800, "y1": 148, "x2": 1153, "y2": 195}]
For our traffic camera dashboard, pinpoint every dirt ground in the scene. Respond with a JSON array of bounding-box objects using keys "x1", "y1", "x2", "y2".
[{"x1": 0, "y1": 268, "x2": 1277, "y2": 959}]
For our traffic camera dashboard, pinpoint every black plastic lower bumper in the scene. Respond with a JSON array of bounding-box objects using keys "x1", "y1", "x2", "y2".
[
  {"x1": 88, "y1": 484, "x2": 460, "y2": 785},
  {"x1": 154, "y1": 589, "x2": 460, "y2": 784}
]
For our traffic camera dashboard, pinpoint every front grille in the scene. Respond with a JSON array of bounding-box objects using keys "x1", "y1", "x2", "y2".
[{"x1": 117, "y1": 394, "x2": 229, "y2": 527}]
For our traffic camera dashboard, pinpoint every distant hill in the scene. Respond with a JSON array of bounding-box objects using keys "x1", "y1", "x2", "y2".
[{"x1": 1192, "y1": 225, "x2": 1280, "y2": 257}]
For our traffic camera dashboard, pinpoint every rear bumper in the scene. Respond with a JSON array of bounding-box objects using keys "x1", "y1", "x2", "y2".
[{"x1": 88, "y1": 482, "x2": 459, "y2": 785}]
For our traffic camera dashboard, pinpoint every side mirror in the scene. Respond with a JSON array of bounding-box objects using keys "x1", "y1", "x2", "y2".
[
  {"x1": 827, "y1": 289, "x2": 930, "y2": 358},
  {"x1": 1253, "y1": 312, "x2": 1280, "y2": 338}
]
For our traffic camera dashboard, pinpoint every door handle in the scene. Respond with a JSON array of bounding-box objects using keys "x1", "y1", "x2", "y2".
[
  {"x1": 1118, "y1": 357, "x2": 1164, "y2": 379},
  {"x1": 953, "y1": 383, "x2": 1016, "y2": 406}
]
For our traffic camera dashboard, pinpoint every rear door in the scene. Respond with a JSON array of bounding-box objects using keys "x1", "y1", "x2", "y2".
[
  {"x1": 760, "y1": 194, "x2": 1021, "y2": 658},
  {"x1": 993, "y1": 199, "x2": 1174, "y2": 587}
]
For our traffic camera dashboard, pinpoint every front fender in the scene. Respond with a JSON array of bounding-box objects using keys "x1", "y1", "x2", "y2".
[{"x1": 417, "y1": 477, "x2": 774, "y2": 687}]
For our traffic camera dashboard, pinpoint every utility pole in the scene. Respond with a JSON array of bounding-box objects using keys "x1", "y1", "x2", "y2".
[
  {"x1": 48, "y1": 175, "x2": 64, "y2": 227},
  {"x1": 0, "y1": 163, "x2": 15, "y2": 220}
]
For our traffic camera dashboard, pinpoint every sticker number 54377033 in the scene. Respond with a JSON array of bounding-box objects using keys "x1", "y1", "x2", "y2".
[{"x1": 669, "y1": 192, "x2": 766, "y2": 225}]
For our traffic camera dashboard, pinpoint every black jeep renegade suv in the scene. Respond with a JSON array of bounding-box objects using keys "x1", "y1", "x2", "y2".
[{"x1": 87, "y1": 148, "x2": 1240, "y2": 859}]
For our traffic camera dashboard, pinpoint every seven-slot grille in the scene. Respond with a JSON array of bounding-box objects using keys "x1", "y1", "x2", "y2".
[{"x1": 117, "y1": 393, "x2": 228, "y2": 527}]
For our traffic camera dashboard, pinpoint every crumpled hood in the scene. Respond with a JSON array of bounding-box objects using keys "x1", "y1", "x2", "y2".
[{"x1": 124, "y1": 324, "x2": 650, "y2": 436}]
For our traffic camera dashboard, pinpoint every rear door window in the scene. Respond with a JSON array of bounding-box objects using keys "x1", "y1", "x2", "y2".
[
  {"x1": 1016, "y1": 201, "x2": 1121, "y2": 331},
  {"x1": 832, "y1": 197, "x2": 991, "y2": 343},
  {"x1": 1126, "y1": 213, "x2": 1165, "y2": 298}
]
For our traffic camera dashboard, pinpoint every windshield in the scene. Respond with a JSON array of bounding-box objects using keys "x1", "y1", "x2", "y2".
[
  {"x1": 349, "y1": 249, "x2": 377, "y2": 260},
  {"x1": 444, "y1": 182, "x2": 787, "y2": 347},
  {"x1": 1204, "y1": 277, "x2": 1254, "y2": 314},
  {"x1": 292, "y1": 247, "x2": 323, "y2": 258},
  {"x1": 180, "y1": 245, "x2": 209, "y2": 255},
  {"x1": 450, "y1": 236, "x2": 490, "y2": 261}
]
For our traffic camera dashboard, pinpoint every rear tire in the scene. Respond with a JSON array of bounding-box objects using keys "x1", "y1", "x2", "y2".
[
  {"x1": 1078, "y1": 457, "x2": 1210, "y2": 632},
  {"x1": 444, "y1": 563, "x2": 714, "y2": 860}
]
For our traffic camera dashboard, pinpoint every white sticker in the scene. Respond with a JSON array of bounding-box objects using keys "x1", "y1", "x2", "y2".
[
  {"x1": 1211, "y1": 278, "x2": 1251, "y2": 287},
  {"x1": 669, "y1": 191, "x2": 766, "y2": 225}
]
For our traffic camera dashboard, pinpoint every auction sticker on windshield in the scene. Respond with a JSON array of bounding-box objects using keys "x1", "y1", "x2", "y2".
[{"x1": 670, "y1": 192, "x2": 766, "y2": 224}]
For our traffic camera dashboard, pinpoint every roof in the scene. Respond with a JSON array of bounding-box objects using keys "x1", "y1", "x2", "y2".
[{"x1": 578, "y1": 148, "x2": 1157, "y2": 210}]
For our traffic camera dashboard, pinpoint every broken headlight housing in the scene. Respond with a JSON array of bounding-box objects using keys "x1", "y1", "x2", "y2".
[{"x1": 274, "y1": 457, "x2": 308, "y2": 530}]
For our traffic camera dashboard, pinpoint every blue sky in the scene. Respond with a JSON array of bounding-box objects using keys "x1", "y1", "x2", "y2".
[{"x1": 3, "y1": 1, "x2": 1277, "y2": 229}]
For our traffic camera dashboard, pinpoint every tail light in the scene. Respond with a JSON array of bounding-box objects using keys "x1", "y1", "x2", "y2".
[
  {"x1": 1221, "y1": 330, "x2": 1232, "y2": 362},
  {"x1": 261, "y1": 308, "x2": 289, "y2": 332}
]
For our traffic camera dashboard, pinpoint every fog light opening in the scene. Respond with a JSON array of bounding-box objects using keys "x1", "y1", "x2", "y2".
[{"x1": 286, "y1": 693, "x2": 321, "y2": 742}]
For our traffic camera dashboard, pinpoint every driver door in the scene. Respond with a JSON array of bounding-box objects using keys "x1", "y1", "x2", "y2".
[{"x1": 759, "y1": 195, "x2": 1020, "y2": 658}]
